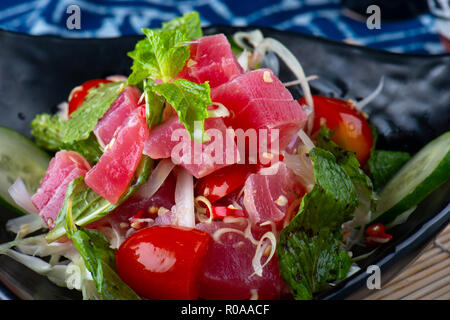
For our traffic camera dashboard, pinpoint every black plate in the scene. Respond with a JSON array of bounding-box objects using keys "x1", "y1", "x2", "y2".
[{"x1": 0, "y1": 26, "x2": 449, "y2": 300}]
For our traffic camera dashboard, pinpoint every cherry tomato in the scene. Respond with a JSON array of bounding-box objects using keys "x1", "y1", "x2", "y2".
[
  {"x1": 68, "y1": 79, "x2": 112, "y2": 114},
  {"x1": 116, "y1": 225, "x2": 210, "y2": 300},
  {"x1": 195, "y1": 164, "x2": 257, "y2": 203},
  {"x1": 364, "y1": 223, "x2": 393, "y2": 247},
  {"x1": 207, "y1": 206, "x2": 248, "y2": 219},
  {"x1": 299, "y1": 95, "x2": 374, "y2": 166},
  {"x1": 365, "y1": 223, "x2": 386, "y2": 237}
]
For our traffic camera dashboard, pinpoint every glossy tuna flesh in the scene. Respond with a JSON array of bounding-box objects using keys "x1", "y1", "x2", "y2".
[
  {"x1": 31, "y1": 150, "x2": 91, "y2": 228},
  {"x1": 85, "y1": 107, "x2": 149, "y2": 204}
]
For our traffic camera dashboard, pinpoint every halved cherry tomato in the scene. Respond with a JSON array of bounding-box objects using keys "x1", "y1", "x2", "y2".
[
  {"x1": 116, "y1": 225, "x2": 210, "y2": 300},
  {"x1": 207, "y1": 206, "x2": 248, "y2": 219},
  {"x1": 364, "y1": 223, "x2": 393, "y2": 247},
  {"x1": 195, "y1": 164, "x2": 257, "y2": 203},
  {"x1": 68, "y1": 79, "x2": 112, "y2": 114},
  {"x1": 299, "y1": 95, "x2": 374, "y2": 166}
]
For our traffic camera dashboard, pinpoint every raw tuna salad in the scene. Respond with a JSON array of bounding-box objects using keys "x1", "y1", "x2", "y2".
[{"x1": 1, "y1": 12, "x2": 449, "y2": 300}]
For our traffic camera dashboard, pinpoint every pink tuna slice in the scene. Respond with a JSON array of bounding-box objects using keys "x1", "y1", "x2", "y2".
[
  {"x1": 232, "y1": 99, "x2": 307, "y2": 151},
  {"x1": 31, "y1": 150, "x2": 91, "y2": 228},
  {"x1": 178, "y1": 34, "x2": 243, "y2": 88},
  {"x1": 143, "y1": 116, "x2": 239, "y2": 178},
  {"x1": 85, "y1": 107, "x2": 149, "y2": 204},
  {"x1": 243, "y1": 162, "x2": 303, "y2": 226},
  {"x1": 196, "y1": 220, "x2": 282, "y2": 300},
  {"x1": 94, "y1": 85, "x2": 142, "y2": 147},
  {"x1": 211, "y1": 68, "x2": 293, "y2": 118}
]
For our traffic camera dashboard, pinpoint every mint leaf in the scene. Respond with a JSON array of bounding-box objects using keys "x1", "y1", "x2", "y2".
[
  {"x1": 46, "y1": 156, "x2": 153, "y2": 242},
  {"x1": 276, "y1": 148, "x2": 357, "y2": 299},
  {"x1": 161, "y1": 11, "x2": 202, "y2": 40},
  {"x1": 153, "y1": 79, "x2": 211, "y2": 142},
  {"x1": 31, "y1": 114, "x2": 64, "y2": 151},
  {"x1": 293, "y1": 148, "x2": 358, "y2": 233},
  {"x1": 317, "y1": 125, "x2": 376, "y2": 225},
  {"x1": 31, "y1": 114, "x2": 102, "y2": 163},
  {"x1": 127, "y1": 12, "x2": 202, "y2": 85},
  {"x1": 143, "y1": 79, "x2": 165, "y2": 128},
  {"x1": 278, "y1": 229, "x2": 352, "y2": 300},
  {"x1": 65, "y1": 204, "x2": 141, "y2": 300},
  {"x1": 368, "y1": 150, "x2": 411, "y2": 190},
  {"x1": 317, "y1": 126, "x2": 372, "y2": 188},
  {"x1": 127, "y1": 28, "x2": 190, "y2": 85},
  {"x1": 62, "y1": 82, "x2": 124, "y2": 143},
  {"x1": 142, "y1": 28, "x2": 190, "y2": 83}
]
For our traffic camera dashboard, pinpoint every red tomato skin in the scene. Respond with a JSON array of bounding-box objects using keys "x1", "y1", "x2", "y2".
[
  {"x1": 365, "y1": 223, "x2": 386, "y2": 237},
  {"x1": 68, "y1": 79, "x2": 112, "y2": 114},
  {"x1": 299, "y1": 95, "x2": 373, "y2": 166},
  {"x1": 209, "y1": 206, "x2": 248, "y2": 219},
  {"x1": 116, "y1": 225, "x2": 210, "y2": 300},
  {"x1": 195, "y1": 164, "x2": 256, "y2": 203}
]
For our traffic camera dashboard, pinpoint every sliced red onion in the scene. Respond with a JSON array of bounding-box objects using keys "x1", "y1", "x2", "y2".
[
  {"x1": 174, "y1": 167, "x2": 195, "y2": 228},
  {"x1": 8, "y1": 177, "x2": 39, "y2": 214},
  {"x1": 135, "y1": 158, "x2": 175, "y2": 198}
]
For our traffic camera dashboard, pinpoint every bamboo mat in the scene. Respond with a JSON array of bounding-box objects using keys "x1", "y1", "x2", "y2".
[{"x1": 366, "y1": 224, "x2": 450, "y2": 300}]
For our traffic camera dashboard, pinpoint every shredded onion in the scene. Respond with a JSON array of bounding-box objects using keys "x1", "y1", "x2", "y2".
[
  {"x1": 253, "y1": 38, "x2": 313, "y2": 108},
  {"x1": 136, "y1": 159, "x2": 175, "y2": 198},
  {"x1": 212, "y1": 228, "x2": 246, "y2": 244},
  {"x1": 194, "y1": 196, "x2": 214, "y2": 224},
  {"x1": 297, "y1": 129, "x2": 315, "y2": 152},
  {"x1": 6, "y1": 214, "x2": 46, "y2": 239},
  {"x1": 8, "y1": 177, "x2": 39, "y2": 214},
  {"x1": 283, "y1": 153, "x2": 315, "y2": 192},
  {"x1": 355, "y1": 76, "x2": 384, "y2": 110},
  {"x1": 207, "y1": 102, "x2": 230, "y2": 118},
  {"x1": 250, "y1": 231, "x2": 277, "y2": 278},
  {"x1": 232, "y1": 30, "x2": 264, "y2": 51},
  {"x1": 237, "y1": 49, "x2": 250, "y2": 72},
  {"x1": 174, "y1": 167, "x2": 195, "y2": 228},
  {"x1": 283, "y1": 75, "x2": 319, "y2": 87}
]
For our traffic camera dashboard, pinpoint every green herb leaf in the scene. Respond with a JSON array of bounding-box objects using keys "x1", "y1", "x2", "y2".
[
  {"x1": 127, "y1": 12, "x2": 202, "y2": 85},
  {"x1": 276, "y1": 148, "x2": 357, "y2": 299},
  {"x1": 368, "y1": 150, "x2": 411, "y2": 190},
  {"x1": 160, "y1": 11, "x2": 203, "y2": 40},
  {"x1": 46, "y1": 156, "x2": 153, "y2": 242},
  {"x1": 65, "y1": 202, "x2": 140, "y2": 300},
  {"x1": 127, "y1": 28, "x2": 190, "y2": 85},
  {"x1": 61, "y1": 82, "x2": 124, "y2": 143},
  {"x1": 153, "y1": 79, "x2": 211, "y2": 142},
  {"x1": 317, "y1": 125, "x2": 376, "y2": 224},
  {"x1": 292, "y1": 148, "x2": 358, "y2": 233},
  {"x1": 277, "y1": 229, "x2": 352, "y2": 300},
  {"x1": 143, "y1": 79, "x2": 165, "y2": 128},
  {"x1": 31, "y1": 114, "x2": 102, "y2": 163}
]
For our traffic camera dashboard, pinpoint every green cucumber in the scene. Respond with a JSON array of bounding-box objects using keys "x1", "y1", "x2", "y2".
[
  {"x1": 0, "y1": 126, "x2": 50, "y2": 215},
  {"x1": 372, "y1": 131, "x2": 450, "y2": 225}
]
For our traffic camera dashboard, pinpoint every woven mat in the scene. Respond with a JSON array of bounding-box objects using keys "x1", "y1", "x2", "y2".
[{"x1": 366, "y1": 224, "x2": 450, "y2": 300}]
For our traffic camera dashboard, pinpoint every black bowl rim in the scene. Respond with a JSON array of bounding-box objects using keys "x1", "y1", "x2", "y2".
[
  {"x1": 0, "y1": 25, "x2": 449, "y2": 300},
  {"x1": 1, "y1": 24, "x2": 450, "y2": 59}
]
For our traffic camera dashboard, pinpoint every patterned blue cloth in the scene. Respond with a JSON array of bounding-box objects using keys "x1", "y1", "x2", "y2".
[{"x1": 0, "y1": 0, "x2": 445, "y2": 54}]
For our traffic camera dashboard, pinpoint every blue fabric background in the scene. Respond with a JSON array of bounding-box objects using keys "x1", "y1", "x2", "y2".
[{"x1": 0, "y1": 0, "x2": 445, "y2": 54}]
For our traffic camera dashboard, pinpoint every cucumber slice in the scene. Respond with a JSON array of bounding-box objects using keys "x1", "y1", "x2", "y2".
[
  {"x1": 0, "y1": 126, "x2": 50, "y2": 215},
  {"x1": 372, "y1": 131, "x2": 450, "y2": 225}
]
